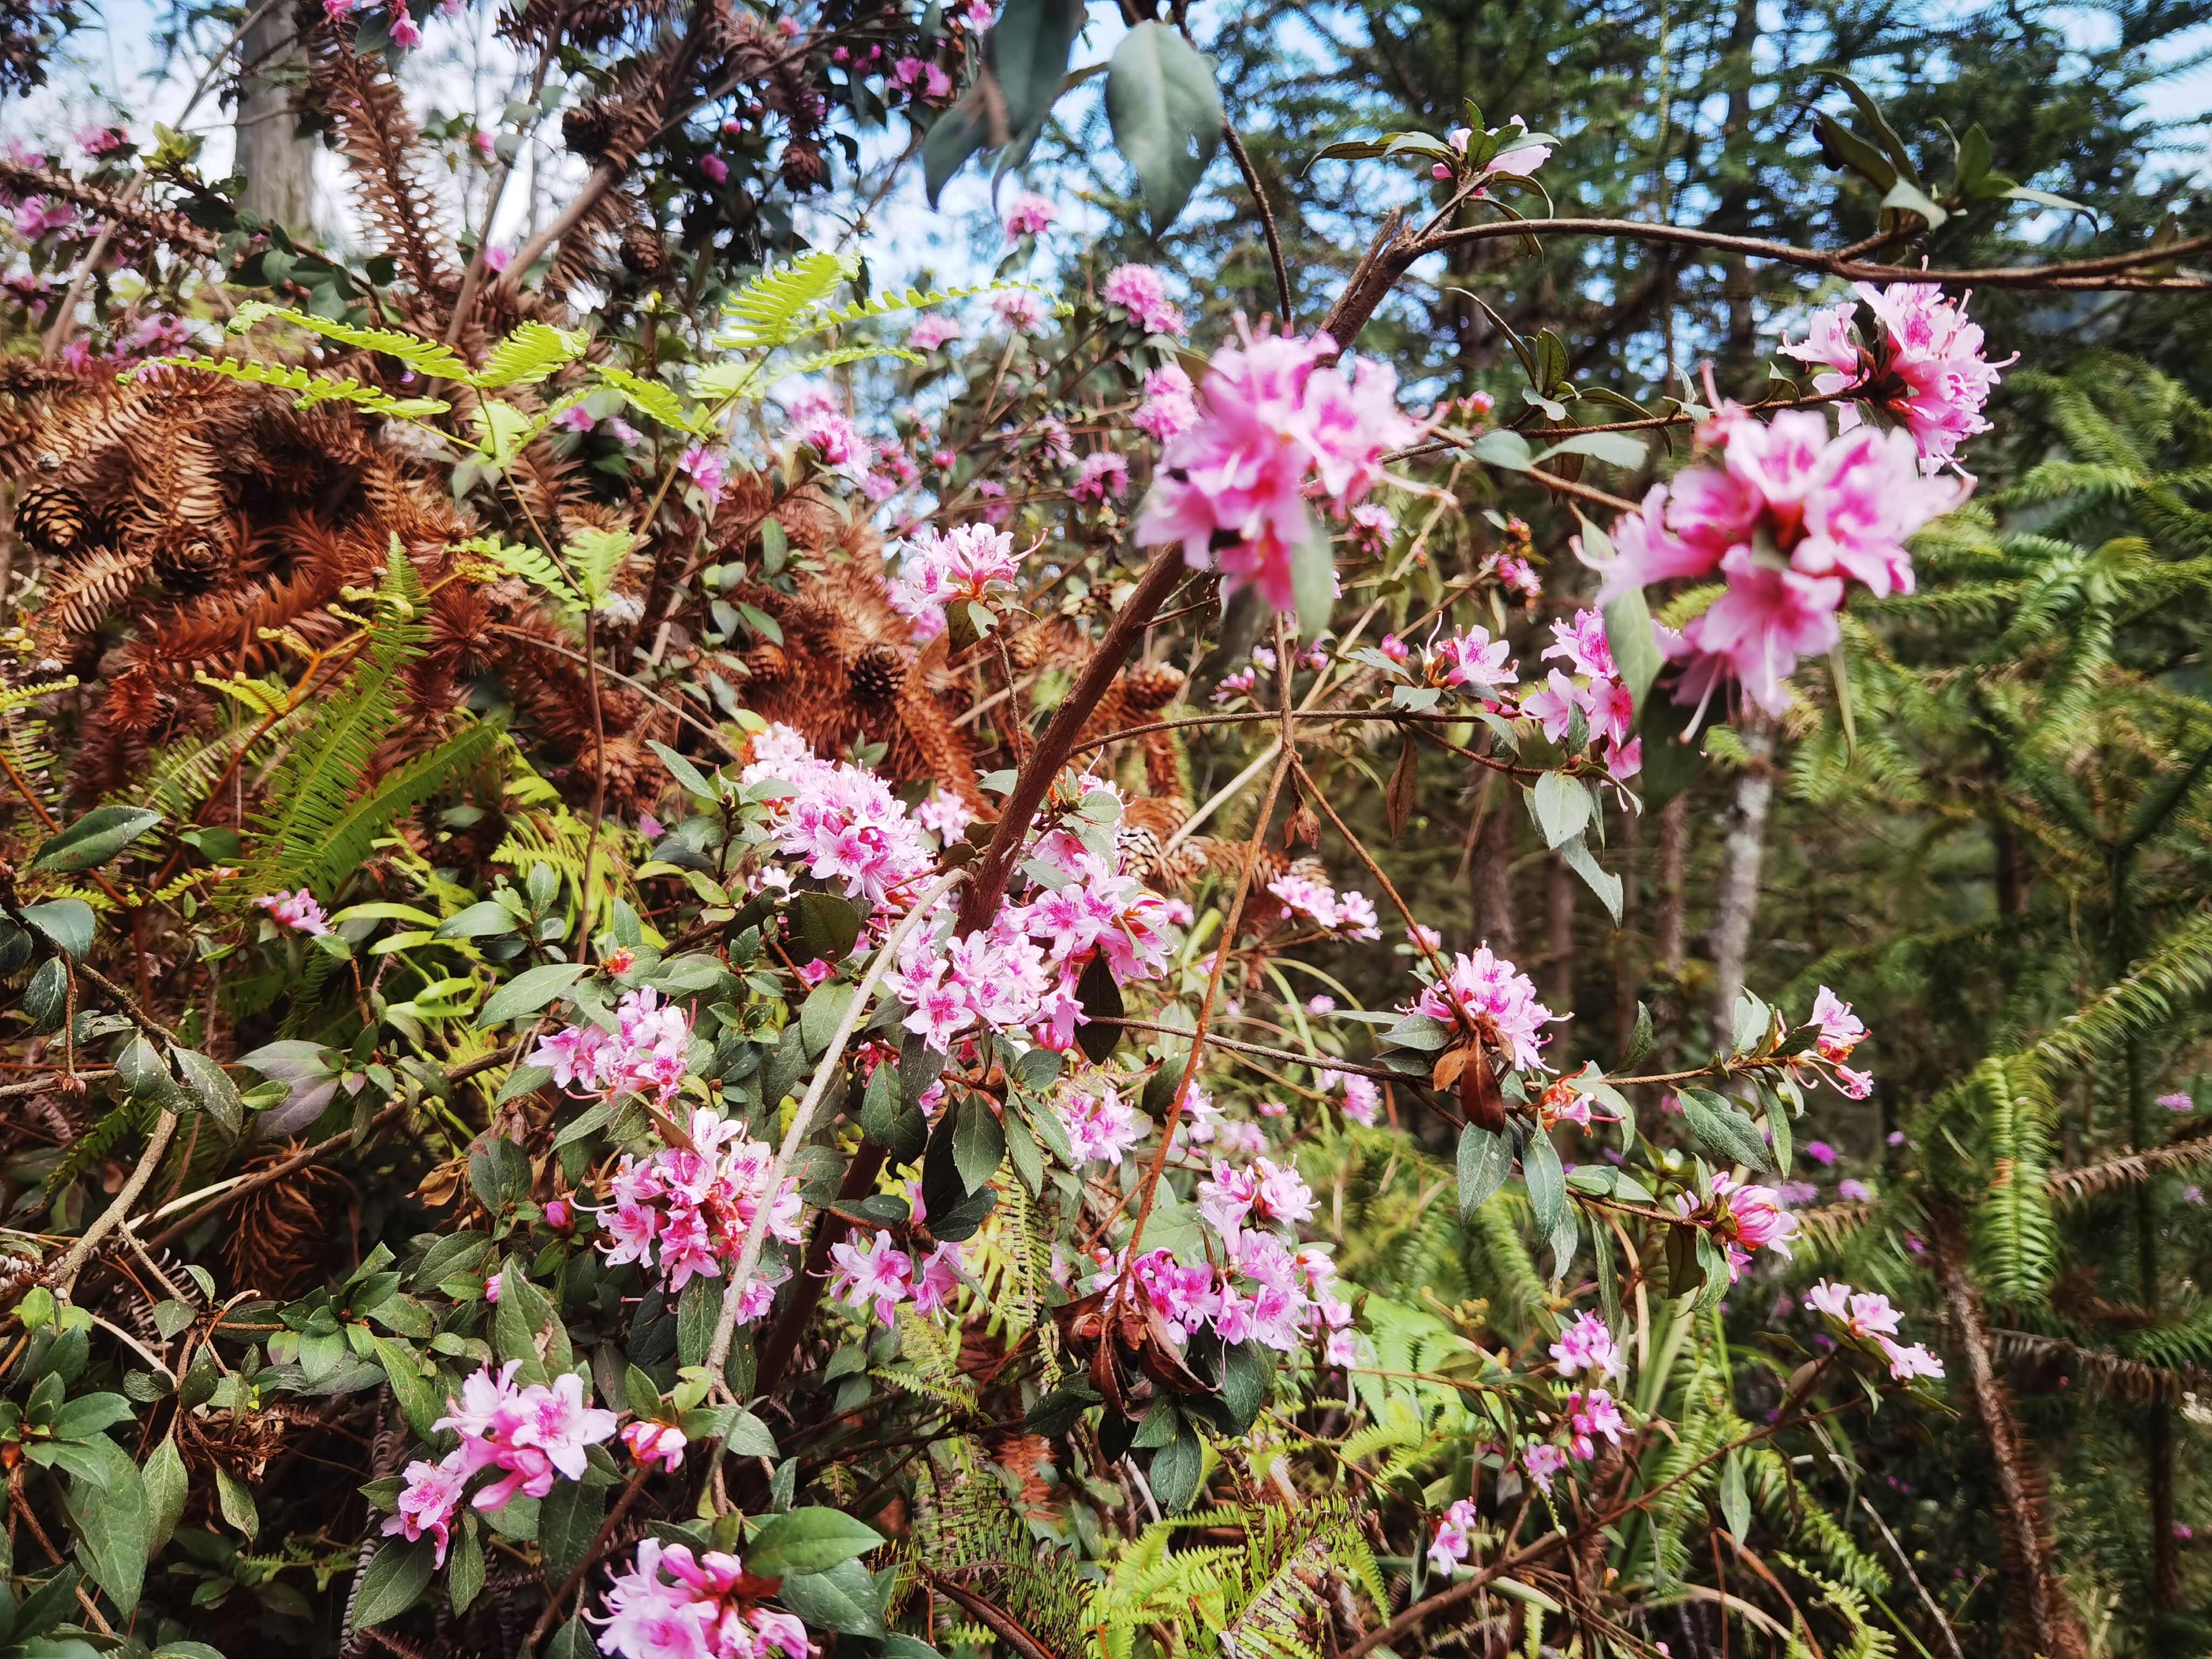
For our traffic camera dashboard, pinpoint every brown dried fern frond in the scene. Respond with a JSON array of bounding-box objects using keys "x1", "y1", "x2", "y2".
[
  {"x1": 0, "y1": 159, "x2": 222, "y2": 259},
  {"x1": 306, "y1": 28, "x2": 459, "y2": 304},
  {"x1": 32, "y1": 546, "x2": 152, "y2": 667},
  {"x1": 223, "y1": 1147, "x2": 354, "y2": 1299},
  {"x1": 2046, "y1": 1130, "x2": 2212, "y2": 1204},
  {"x1": 1993, "y1": 1328, "x2": 2196, "y2": 1404}
]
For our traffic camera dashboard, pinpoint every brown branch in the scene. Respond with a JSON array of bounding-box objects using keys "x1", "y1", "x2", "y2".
[
  {"x1": 952, "y1": 548, "x2": 1188, "y2": 934},
  {"x1": 523, "y1": 1465, "x2": 655, "y2": 1652},
  {"x1": 915, "y1": 1566, "x2": 1062, "y2": 1659},
  {"x1": 1221, "y1": 122, "x2": 1293, "y2": 326}
]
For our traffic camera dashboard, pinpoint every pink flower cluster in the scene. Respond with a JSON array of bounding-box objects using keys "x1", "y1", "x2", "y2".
[
  {"x1": 993, "y1": 290, "x2": 1050, "y2": 334},
  {"x1": 1413, "y1": 945, "x2": 1555, "y2": 1071},
  {"x1": 743, "y1": 726, "x2": 936, "y2": 915},
  {"x1": 1057, "y1": 1083, "x2": 1150, "y2": 1166},
  {"x1": 886, "y1": 522, "x2": 1023, "y2": 638},
  {"x1": 1805, "y1": 1280, "x2": 1945, "y2": 1381},
  {"x1": 1133, "y1": 365, "x2": 1199, "y2": 443},
  {"x1": 1426, "y1": 624, "x2": 1516, "y2": 693},
  {"x1": 788, "y1": 386, "x2": 865, "y2": 472},
  {"x1": 1136, "y1": 323, "x2": 1415, "y2": 612},
  {"x1": 1675, "y1": 1173, "x2": 1800, "y2": 1282},
  {"x1": 1549, "y1": 1311, "x2": 1624, "y2": 1381},
  {"x1": 908, "y1": 313, "x2": 962, "y2": 352},
  {"x1": 827, "y1": 1228, "x2": 964, "y2": 1325},
  {"x1": 1428, "y1": 1498, "x2": 1481, "y2": 1573},
  {"x1": 1002, "y1": 191, "x2": 1056, "y2": 238},
  {"x1": 595, "y1": 1539, "x2": 815, "y2": 1659},
  {"x1": 531, "y1": 987, "x2": 695, "y2": 1108},
  {"x1": 1197, "y1": 1156, "x2": 1317, "y2": 1235},
  {"x1": 386, "y1": 1363, "x2": 617, "y2": 1562},
  {"x1": 1792, "y1": 984, "x2": 1872, "y2": 1098},
  {"x1": 1601, "y1": 408, "x2": 1965, "y2": 717},
  {"x1": 1101, "y1": 264, "x2": 1186, "y2": 336},
  {"x1": 1781, "y1": 282, "x2": 2011, "y2": 473},
  {"x1": 1087, "y1": 1230, "x2": 1352, "y2": 1359},
  {"x1": 678, "y1": 446, "x2": 727, "y2": 507},
  {"x1": 1265, "y1": 873, "x2": 1381, "y2": 939},
  {"x1": 598, "y1": 1107, "x2": 806, "y2": 1296},
  {"x1": 1073, "y1": 450, "x2": 1130, "y2": 503},
  {"x1": 1520, "y1": 608, "x2": 1640, "y2": 779},
  {"x1": 256, "y1": 888, "x2": 332, "y2": 936},
  {"x1": 890, "y1": 55, "x2": 953, "y2": 100}
]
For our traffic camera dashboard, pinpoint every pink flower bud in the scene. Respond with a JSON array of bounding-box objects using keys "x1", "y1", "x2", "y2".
[{"x1": 621, "y1": 1420, "x2": 687, "y2": 1472}]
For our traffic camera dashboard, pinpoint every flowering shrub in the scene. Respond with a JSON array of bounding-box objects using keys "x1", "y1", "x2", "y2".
[{"x1": 0, "y1": 17, "x2": 2199, "y2": 1658}]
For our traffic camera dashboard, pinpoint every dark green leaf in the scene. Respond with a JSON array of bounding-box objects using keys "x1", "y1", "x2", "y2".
[
  {"x1": 172, "y1": 1048, "x2": 244, "y2": 1136},
  {"x1": 1074, "y1": 953, "x2": 1123, "y2": 1066},
  {"x1": 350, "y1": 1537, "x2": 437, "y2": 1629},
  {"x1": 23, "y1": 899, "x2": 96, "y2": 960},
  {"x1": 747, "y1": 1507, "x2": 884, "y2": 1578},
  {"x1": 32, "y1": 806, "x2": 162, "y2": 873},
  {"x1": 1147, "y1": 1431, "x2": 1203, "y2": 1513},
  {"x1": 1103, "y1": 22, "x2": 1224, "y2": 231},
  {"x1": 1522, "y1": 1131, "x2": 1566, "y2": 1231},
  {"x1": 1458, "y1": 1123, "x2": 1513, "y2": 1217},
  {"x1": 539, "y1": 1479, "x2": 606, "y2": 1587},
  {"x1": 1676, "y1": 1088, "x2": 1775, "y2": 1172},
  {"x1": 476, "y1": 961, "x2": 591, "y2": 1028},
  {"x1": 774, "y1": 1558, "x2": 887, "y2": 1637},
  {"x1": 952, "y1": 1094, "x2": 1005, "y2": 1195}
]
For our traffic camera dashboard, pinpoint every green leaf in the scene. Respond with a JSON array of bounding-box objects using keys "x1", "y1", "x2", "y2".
[
  {"x1": 1458, "y1": 1123, "x2": 1513, "y2": 1217},
  {"x1": 799, "y1": 981, "x2": 858, "y2": 1058},
  {"x1": 64, "y1": 1439, "x2": 147, "y2": 1614},
  {"x1": 988, "y1": 0, "x2": 1087, "y2": 149},
  {"x1": 31, "y1": 806, "x2": 161, "y2": 873},
  {"x1": 1290, "y1": 516, "x2": 1336, "y2": 640},
  {"x1": 1522, "y1": 1131, "x2": 1566, "y2": 1232},
  {"x1": 1104, "y1": 23, "x2": 1224, "y2": 232},
  {"x1": 448, "y1": 1519, "x2": 487, "y2": 1614},
  {"x1": 1676, "y1": 1087, "x2": 1775, "y2": 1172},
  {"x1": 23, "y1": 899, "x2": 96, "y2": 959},
  {"x1": 539, "y1": 1479, "x2": 606, "y2": 1588},
  {"x1": 213, "y1": 1464, "x2": 259, "y2": 1540},
  {"x1": 746, "y1": 1507, "x2": 884, "y2": 1578},
  {"x1": 1534, "y1": 430, "x2": 1647, "y2": 470},
  {"x1": 1558, "y1": 837, "x2": 1623, "y2": 925},
  {"x1": 1718, "y1": 1451, "x2": 1751, "y2": 1540},
  {"x1": 142, "y1": 1433, "x2": 188, "y2": 1557},
  {"x1": 435, "y1": 901, "x2": 520, "y2": 941},
  {"x1": 1602, "y1": 583, "x2": 1663, "y2": 720},
  {"x1": 477, "y1": 961, "x2": 592, "y2": 1028},
  {"x1": 725, "y1": 1409, "x2": 779, "y2": 1459},
  {"x1": 349, "y1": 1537, "x2": 437, "y2": 1630},
  {"x1": 1530, "y1": 770, "x2": 1590, "y2": 849},
  {"x1": 1148, "y1": 1431, "x2": 1203, "y2": 1513},
  {"x1": 953, "y1": 1094, "x2": 1005, "y2": 1195},
  {"x1": 172, "y1": 1048, "x2": 244, "y2": 1136},
  {"x1": 788, "y1": 892, "x2": 862, "y2": 965},
  {"x1": 473, "y1": 320, "x2": 587, "y2": 388},
  {"x1": 1470, "y1": 429, "x2": 1534, "y2": 471},
  {"x1": 923, "y1": 86, "x2": 993, "y2": 208},
  {"x1": 546, "y1": 1614, "x2": 601, "y2": 1659},
  {"x1": 774, "y1": 1559, "x2": 887, "y2": 1637},
  {"x1": 1074, "y1": 953, "x2": 1124, "y2": 1066},
  {"x1": 648, "y1": 740, "x2": 716, "y2": 799},
  {"x1": 1879, "y1": 175, "x2": 1948, "y2": 230},
  {"x1": 372, "y1": 1336, "x2": 444, "y2": 1441}
]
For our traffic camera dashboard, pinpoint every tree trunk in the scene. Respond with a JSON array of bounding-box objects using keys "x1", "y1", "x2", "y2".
[
  {"x1": 1471, "y1": 796, "x2": 1517, "y2": 953},
  {"x1": 1928, "y1": 1206, "x2": 2090, "y2": 1659},
  {"x1": 1709, "y1": 721, "x2": 1773, "y2": 1027},
  {"x1": 1546, "y1": 855, "x2": 1574, "y2": 1010},
  {"x1": 237, "y1": 5, "x2": 316, "y2": 232}
]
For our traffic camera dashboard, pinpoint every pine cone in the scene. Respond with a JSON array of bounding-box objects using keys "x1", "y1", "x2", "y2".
[
  {"x1": 1120, "y1": 662, "x2": 1186, "y2": 710},
  {"x1": 847, "y1": 641, "x2": 907, "y2": 705},
  {"x1": 618, "y1": 222, "x2": 667, "y2": 277},
  {"x1": 562, "y1": 100, "x2": 616, "y2": 159},
  {"x1": 780, "y1": 140, "x2": 827, "y2": 193},
  {"x1": 16, "y1": 481, "x2": 90, "y2": 552}
]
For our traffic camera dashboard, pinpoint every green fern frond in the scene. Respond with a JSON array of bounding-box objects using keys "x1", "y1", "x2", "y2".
[
  {"x1": 718, "y1": 251, "x2": 863, "y2": 349},
  {"x1": 1967, "y1": 1055, "x2": 2061, "y2": 1303},
  {"x1": 474, "y1": 320, "x2": 589, "y2": 388},
  {"x1": 148, "y1": 356, "x2": 451, "y2": 420},
  {"x1": 290, "y1": 720, "x2": 505, "y2": 896},
  {"x1": 228, "y1": 299, "x2": 474, "y2": 380}
]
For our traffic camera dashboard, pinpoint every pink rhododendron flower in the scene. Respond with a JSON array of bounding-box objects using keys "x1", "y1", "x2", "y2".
[
  {"x1": 886, "y1": 521, "x2": 1023, "y2": 637},
  {"x1": 256, "y1": 888, "x2": 332, "y2": 936},
  {"x1": 828, "y1": 1229, "x2": 912, "y2": 1325},
  {"x1": 1435, "y1": 116, "x2": 1553, "y2": 191},
  {"x1": 1809, "y1": 986, "x2": 1866, "y2": 1061},
  {"x1": 1136, "y1": 323, "x2": 1414, "y2": 613},
  {"x1": 1522, "y1": 1441, "x2": 1570, "y2": 1493},
  {"x1": 1428, "y1": 1497, "x2": 1480, "y2": 1573},
  {"x1": 2158, "y1": 1091, "x2": 2194, "y2": 1113},
  {"x1": 993, "y1": 290, "x2": 1050, "y2": 334},
  {"x1": 1599, "y1": 408, "x2": 1965, "y2": 717},
  {"x1": 908, "y1": 313, "x2": 961, "y2": 351},
  {"x1": 1563, "y1": 1387, "x2": 1625, "y2": 1459},
  {"x1": 14, "y1": 197, "x2": 76, "y2": 239},
  {"x1": 384, "y1": 1456, "x2": 468, "y2": 1564},
  {"x1": 1781, "y1": 282, "x2": 2012, "y2": 472},
  {"x1": 1340, "y1": 1072, "x2": 1382, "y2": 1126},
  {"x1": 621, "y1": 1420, "x2": 687, "y2": 1472},
  {"x1": 1073, "y1": 450, "x2": 1130, "y2": 503},
  {"x1": 1134, "y1": 364, "x2": 1199, "y2": 442},
  {"x1": 1056, "y1": 1084, "x2": 1149, "y2": 1166},
  {"x1": 1675, "y1": 1174, "x2": 1800, "y2": 1280},
  {"x1": 389, "y1": 8, "x2": 422, "y2": 48},
  {"x1": 434, "y1": 1362, "x2": 617, "y2": 1513},
  {"x1": 594, "y1": 1105, "x2": 805, "y2": 1293},
  {"x1": 910, "y1": 1242, "x2": 965, "y2": 1317},
  {"x1": 530, "y1": 987, "x2": 694, "y2": 1107},
  {"x1": 596, "y1": 1539, "x2": 817, "y2": 1659},
  {"x1": 1102, "y1": 264, "x2": 1187, "y2": 335},
  {"x1": 1429, "y1": 624, "x2": 1516, "y2": 692},
  {"x1": 1002, "y1": 190, "x2": 1056, "y2": 237},
  {"x1": 741, "y1": 726, "x2": 936, "y2": 913},
  {"x1": 678, "y1": 445, "x2": 726, "y2": 506},
  {"x1": 1550, "y1": 1311, "x2": 1624, "y2": 1381},
  {"x1": 1414, "y1": 945, "x2": 1555, "y2": 1071}
]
